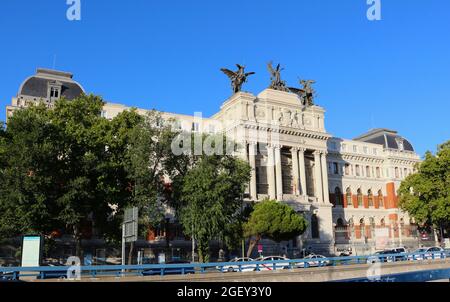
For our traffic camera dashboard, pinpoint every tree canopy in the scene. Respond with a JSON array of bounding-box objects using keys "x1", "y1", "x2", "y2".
[
  {"x1": 0, "y1": 96, "x2": 142, "y2": 256},
  {"x1": 178, "y1": 141, "x2": 251, "y2": 263},
  {"x1": 244, "y1": 199, "x2": 308, "y2": 257},
  {"x1": 399, "y1": 141, "x2": 450, "y2": 242}
]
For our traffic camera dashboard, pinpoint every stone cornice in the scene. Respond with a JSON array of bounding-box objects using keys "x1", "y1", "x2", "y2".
[{"x1": 243, "y1": 122, "x2": 330, "y2": 141}]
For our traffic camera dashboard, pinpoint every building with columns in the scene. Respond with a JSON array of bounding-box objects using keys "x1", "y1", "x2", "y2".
[{"x1": 5, "y1": 68, "x2": 425, "y2": 256}]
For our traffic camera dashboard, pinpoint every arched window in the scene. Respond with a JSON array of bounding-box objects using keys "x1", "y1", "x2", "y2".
[
  {"x1": 337, "y1": 218, "x2": 345, "y2": 227},
  {"x1": 369, "y1": 217, "x2": 376, "y2": 238},
  {"x1": 360, "y1": 218, "x2": 366, "y2": 238},
  {"x1": 368, "y1": 189, "x2": 374, "y2": 207},
  {"x1": 346, "y1": 188, "x2": 352, "y2": 206},
  {"x1": 311, "y1": 214, "x2": 319, "y2": 239},
  {"x1": 335, "y1": 187, "x2": 342, "y2": 206},
  {"x1": 380, "y1": 218, "x2": 385, "y2": 227},
  {"x1": 378, "y1": 190, "x2": 384, "y2": 208},
  {"x1": 357, "y1": 189, "x2": 363, "y2": 207}
]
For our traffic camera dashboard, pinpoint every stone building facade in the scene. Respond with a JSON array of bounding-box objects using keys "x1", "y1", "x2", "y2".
[{"x1": 6, "y1": 69, "x2": 425, "y2": 256}]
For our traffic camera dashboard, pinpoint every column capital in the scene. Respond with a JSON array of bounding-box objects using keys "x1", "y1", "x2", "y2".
[
  {"x1": 314, "y1": 150, "x2": 328, "y2": 155},
  {"x1": 269, "y1": 143, "x2": 282, "y2": 150}
]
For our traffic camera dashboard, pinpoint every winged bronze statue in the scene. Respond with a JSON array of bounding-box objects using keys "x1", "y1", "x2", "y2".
[
  {"x1": 267, "y1": 61, "x2": 288, "y2": 91},
  {"x1": 221, "y1": 64, "x2": 255, "y2": 94},
  {"x1": 300, "y1": 79, "x2": 316, "y2": 106}
]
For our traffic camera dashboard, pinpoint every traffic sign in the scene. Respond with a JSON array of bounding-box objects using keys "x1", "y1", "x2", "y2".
[{"x1": 123, "y1": 207, "x2": 138, "y2": 243}]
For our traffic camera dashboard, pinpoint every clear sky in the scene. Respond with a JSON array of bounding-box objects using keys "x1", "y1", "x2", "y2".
[{"x1": 0, "y1": 0, "x2": 449, "y2": 156}]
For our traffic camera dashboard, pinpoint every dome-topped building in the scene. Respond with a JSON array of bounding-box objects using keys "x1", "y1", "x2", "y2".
[
  {"x1": 6, "y1": 68, "x2": 85, "y2": 119},
  {"x1": 354, "y1": 128, "x2": 415, "y2": 152}
]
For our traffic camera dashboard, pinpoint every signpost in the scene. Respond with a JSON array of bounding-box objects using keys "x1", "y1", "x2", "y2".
[{"x1": 122, "y1": 207, "x2": 138, "y2": 267}]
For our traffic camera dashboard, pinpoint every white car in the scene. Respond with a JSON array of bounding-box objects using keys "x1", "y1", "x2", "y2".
[
  {"x1": 255, "y1": 256, "x2": 291, "y2": 271},
  {"x1": 297, "y1": 254, "x2": 331, "y2": 268},
  {"x1": 218, "y1": 257, "x2": 256, "y2": 272},
  {"x1": 408, "y1": 247, "x2": 446, "y2": 261}
]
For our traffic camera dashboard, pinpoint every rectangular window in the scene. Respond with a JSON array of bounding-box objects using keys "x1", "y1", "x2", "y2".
[
  {"x1": 356, "y1": 165, "x2": 360, "y2": 176},
  {"x1": 345, "y1": 164, "x2": 350, "y2": 176},
  {"x1": 341, "y1": 144, "x2": 347, "y2": 152},
  {"x1": 363, "y1": 147, "x2": 368, "y2": 154},
  {"x1": 353, "y1": 145, "x2": 358, "y2": 153},
  {"x1": 376, "y1": 167, "x2": 381, "y2": 178},
  {"x1": 192, "y1": 122, "x2": 200, "y2": 132},
  {"x1": 373, "y1": 148, "x2": 378, "y2": 155}
]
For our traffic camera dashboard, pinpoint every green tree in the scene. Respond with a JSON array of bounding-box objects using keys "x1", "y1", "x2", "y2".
[
  {"x1": 178, "y1": 144, "x2": 251, "y2": 263},
  {"x1": 244, "y1": 199, "x2": 308, "y2": 257},
  {"x1": 124, "y1": 111, "x2": 181, "y2": 263},
  {"x1": 0, "y1": 96, "x2": 142, "y2": 258},
  {"x1": 0, "y1": 104, "x2": 63, "y2": 239},
  {"x1": 399, "y1": 141, "x2": 450, "y2": 243}
]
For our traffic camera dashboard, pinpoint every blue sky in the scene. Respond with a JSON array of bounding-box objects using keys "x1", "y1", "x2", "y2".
[{"x1": 0, "y1": 0, "x2": 449, "y2": 156}]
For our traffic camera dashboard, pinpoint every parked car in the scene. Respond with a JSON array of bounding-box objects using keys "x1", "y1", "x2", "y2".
[
  {"x1": 366, "y1": 250, "x2": 396, "y2": 264},
  {"x1": 0, "y1": 269, "x2": 15, "y2": 282},
  {"x1": 391, "y1": 247, "x2": 408, "y2": 254},
  {"x1": 141, "y1": 260, "x2": 195, "y2": 276},
  {"x1": 37, "y1": 263, "x2": 69, "y2": 280},
  {"x1": 218, "y1": 257, "x2": 256, "y2": 272},
  {"x1": 408, "y1": 247, "x2": 446, "y2": 261},
  {"x1": 297, "y1": 254, "x2": 331, "y2": 268},
  {"x1": 255, "y1": 256, "x2": 291, "y2": 271}
]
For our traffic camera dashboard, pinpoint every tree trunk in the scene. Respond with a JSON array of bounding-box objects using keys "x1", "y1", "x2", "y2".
[
  {"x1": 246, "y1": 235, "x2": 261, "y2": 258},
  {"x1": 73, "y1": 225, "x2": 83, "y2": 264},
  {"x1": 128, "y1": 241, "x2": 134, "y2": 265},
  {"x1": 440, "y1": 223, "x2": 445, "y2": 247}
]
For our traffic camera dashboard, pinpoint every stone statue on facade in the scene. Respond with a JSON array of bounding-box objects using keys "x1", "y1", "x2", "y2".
[
  {"x1": 221, "y1": 64, "x2": 255, "y2": 94},
  {"x1": 267, "y1": 61, "x2": 289, "y2": 92},
  {"x1": 300, "y1": 79, "x2": 316, "y2": 106}
]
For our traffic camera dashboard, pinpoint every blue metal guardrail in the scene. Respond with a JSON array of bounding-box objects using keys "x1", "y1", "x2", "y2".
[{"x1": 1, "y1": 251, "x2": 449, "y2": 281}]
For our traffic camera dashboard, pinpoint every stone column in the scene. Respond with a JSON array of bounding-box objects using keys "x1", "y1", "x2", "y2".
[
  {"x1": 267, "y1": 145, "x2": 276, "y2": 200},
  {"x1": 275, "y1": 145, "x2": 283, "y2": 201},
  {"x1": 298, "y1": 148, "x2": 307, "y2": 197},
  {"x1": 313, "y1": 151, "x2": 323, "y2": 202},
  {"x1": 291, "y1": 147, "x2": 300, "y2": 196},
  {"x1": 249, "y1": 142, "x2": 258, "y2": 201},
  {"x1": 320, "y1": 151, "x2": 330, "y2": 204}
]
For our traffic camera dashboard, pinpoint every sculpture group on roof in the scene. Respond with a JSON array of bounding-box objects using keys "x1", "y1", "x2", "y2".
[{"x1": 220, "y1": 62, "x2": 317, "y2": 106}]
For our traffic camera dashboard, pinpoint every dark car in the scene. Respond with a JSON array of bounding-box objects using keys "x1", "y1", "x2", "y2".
[
  {"x1": 142, "y1": 260, "x2": 195, "y2": 276},
  {"x1": 37, "y1": 263, "x2": 69, "y2": 280},
  {"x1": 0, "y1": 270, "x2": 15, "y2": 282}
]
